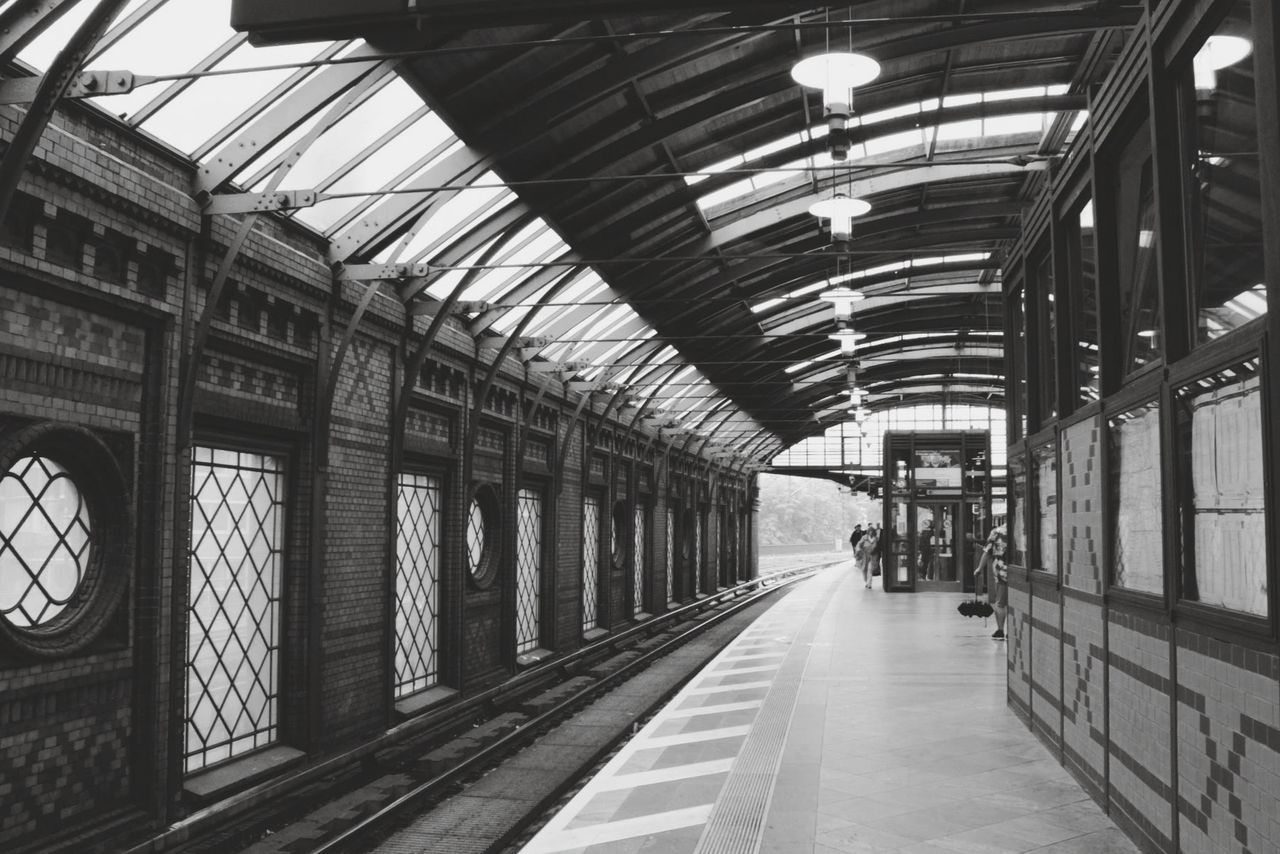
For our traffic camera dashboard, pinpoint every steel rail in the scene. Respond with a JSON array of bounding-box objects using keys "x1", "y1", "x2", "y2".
[
  {"x1": 309, "y1": 565, "x2": 823, "y2": 854},
  {"x1": 125, "y1": 562, "x2": 826, "y2": 854}
]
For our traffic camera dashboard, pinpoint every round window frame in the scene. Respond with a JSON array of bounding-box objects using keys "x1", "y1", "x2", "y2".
[
  {"x1": 0, "y1": 422, "x2": 132, "y2": 658},
  {"x1": 467, "y1": 484, "x2": 501, "y2": 589}
]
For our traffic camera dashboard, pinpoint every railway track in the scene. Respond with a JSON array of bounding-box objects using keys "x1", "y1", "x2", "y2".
[{"x1": 134, "y1": 559, "x2": 837, "y2": 854}]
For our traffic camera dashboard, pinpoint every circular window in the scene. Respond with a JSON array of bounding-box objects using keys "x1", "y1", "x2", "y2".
[
  {"x1": 467, "y1": 484, "x2": 500, "y2": 588},
  {"x1": 0, "y1": 422, "x2": 131, "y2": 657},
  {"x1": 0, "y1": 456, "x2": 90, "y2": 627}
]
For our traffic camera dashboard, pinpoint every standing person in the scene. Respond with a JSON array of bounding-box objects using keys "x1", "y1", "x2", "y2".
[
  {"x1": 861, "y1": 525, "x2": 881, "y2": 588},
  {"x1": 975, "y1": 524, "x2": 1008, "y2": 639},
  {"x1": 849, "y1": 524, "x2": 864, "y2": 573},
  {"x1": 919, "y1": 519, "x2": 935, "y2": 581}
]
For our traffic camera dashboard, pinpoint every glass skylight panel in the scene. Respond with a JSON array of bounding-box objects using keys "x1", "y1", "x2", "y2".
[
  {"x1": 745, "y1": 134, "x2": 801, "y2": 162},
  {"x1": 864, "y1": 128, "x2": 925, "y2": 156},
  {"x1": 277, "y1": 78, "x2": 422, "y2": 192},
  {"x1": 785, "y1": 359, "x2": 815, "y2": 375},
  {"x1": 943, "y1": 92, "x2": 983, "y2": 108},
  {"x1": 337, "y1": 115, "x2": 458, "y2": 199},
  {"x1": 19, "y1": 2, "x2": 99, "y2": 70},
  {"x1": 860, "y1": 102, "x2": 922, "y2": 125},
  {"x1": 422, "y1": 242, "x2": 496, "y2": 301},
  {"x1": 395, "y1": 184, "x2": 514, "y2": 264},
  {"x1": 984, "y1": 112, "x2": 1047, "y2": 136},
  {"x1": 936, "y1": 118, "x2": 985, "y2": 141},
  {"x1": 97, "y1": 0, "x2": 233, "y2": 75},
  {"x1": 985, "y1": 86, "x2": 1046, "y2": 102},
  {"x1": 459, "y1": 225, "x2": 561, "y2": 303}
]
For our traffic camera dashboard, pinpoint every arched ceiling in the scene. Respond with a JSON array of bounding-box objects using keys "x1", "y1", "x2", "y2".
[
  {"x1": 364, "y1": 0, "x2": 1133, "y2": 456},
  {"x1": 4, "y1": 0, "x2": 1140, "y2": 463}
]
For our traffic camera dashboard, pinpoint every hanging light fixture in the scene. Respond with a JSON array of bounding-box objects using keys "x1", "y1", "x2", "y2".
[
  {"x1": 1193, "y1": 34, "x2": 1251, "y2": 91},
  {"x1": 810, "y1": 193, "x2": 871, "y2": 242},
  {"x1": 819, "y1": 286, "x2": 865, "y2": 321},
  {"x1": 791, "y1": 51, "x2": 880, "y2": 159},
  {"x1": 828, "y1": 326, "x2": 866, "y2": 354}
]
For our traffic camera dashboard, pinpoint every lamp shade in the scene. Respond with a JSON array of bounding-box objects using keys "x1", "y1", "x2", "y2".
[
  {"x1": 791, "y1": 52, "x2": 881, "y2": 104},
  {"x1": 1193, "y1": 34, "x2": 1251, "y2": 90},
  {"x1": 810, "y1": 194, "x2": 871, "y2": 242},
  {"x1": 829, "y1": 329, "x2": 867, "y2": 354},
  {"x1": 819, "y1": 286, "x2": 865, "y2": 320},
  {"x1": 808, "y1": 194, "x2": 872, "y2": 220}
]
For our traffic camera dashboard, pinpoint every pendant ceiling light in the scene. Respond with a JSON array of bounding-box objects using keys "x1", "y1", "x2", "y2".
[
  {"x1": 828, "y1": 327, "x2": 867, "y2": 354},
  {"x1": 1193, "y1": 34, "x2": 1251, "y2": 91},
  {"x1": 791, "y1": 51, "x2": 880, "y2": 159},
  {"x1": 810, "y1": 193, "x2": 871, "y2": 242},
  {"x1": 819, "y1": 286, "x2": 865, "y2": 321}
]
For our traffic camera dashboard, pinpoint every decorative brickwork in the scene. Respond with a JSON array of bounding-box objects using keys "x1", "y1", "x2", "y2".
[
  {"x1": 1030, "y1": 585, "x2": 1062, "y2": 747},
  {"x1": 323, "y1": 335, "x2": 393, "y2": 744},
  {"x1": 1175, "y1": 633, "x2": 1280, "y2": 854},
  {"x1": 1108, "y1": 613, "x2": 1174, "y2": 850},
  {"x1": 1061, "y1": 417, "x2": 1102, "y2": 594},
  {"x1": 1061, "y1": 594, "x2": 1106, "y2": 793},
  {"x1": 1006, "y1": 577, "x2": 1032, "y2": 714},
  {"x1": 0, "y1": 669, "x2": 132, "y2": 848}
]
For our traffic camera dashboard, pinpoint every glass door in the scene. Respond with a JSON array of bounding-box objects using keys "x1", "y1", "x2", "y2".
[
  {"x1": 886, "y1": 499, "x2": 913, "y2": 590},
  {"x1": 916, "y1": 502, "x2": 961, "y2": 590}
]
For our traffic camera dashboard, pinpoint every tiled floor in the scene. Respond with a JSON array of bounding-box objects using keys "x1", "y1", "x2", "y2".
[{"x1": 519, "y1": 566, "x2": 1140, "y2": 854}]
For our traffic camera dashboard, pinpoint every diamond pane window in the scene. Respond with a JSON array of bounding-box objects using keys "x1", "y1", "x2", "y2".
[
  {"x1": 467, "y1": 498, "x2": 485, "y2": 577},
  {"x1": 695, "y1": 513, "x2": 704, "y2": 596},
  {"x1": 394, "y1": 473, "x2": 441, "y2": 698},
  {"x1": 0, "y1": 455, "x2": 91, "y2": 627},
  {"x1": 516, "y1": 489, "x2": 543, "y2": 654},
  {"x1": 666, "y1": 508, "x2": 674, "y2": 604},
  {"x1": 582, "y1": 497, "x2": 600, "y2": 633},
  {"x1": 185, "y1": 447, "x2": 284, "y2": 774},
  {"x1": 633, "y1": 505, "x2": 646, "y2": 616}
]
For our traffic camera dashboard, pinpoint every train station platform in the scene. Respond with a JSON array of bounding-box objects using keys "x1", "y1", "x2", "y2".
[{"x1": 518, "y1": 566, "x2": 1141, "y2": 854}]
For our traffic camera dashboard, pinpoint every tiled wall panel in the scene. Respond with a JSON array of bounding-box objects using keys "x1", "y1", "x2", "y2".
[
  {"x1": 1175, "y1": 632, "x2": 1280, "y2": 854},
  {"x1": 1108, "y1": 613, "x2": 1174, "y2": 851},
  {"x1": 1007, "y1": 577, "x2": 1032, "y2": 716},
  {"x1": 1030, "y1": 585, "x2": 1062, "y2": 747},
  {"x1": 1061, "y1": 418, "x2": 1102, "y2": 595},
  {"x1": 1061, "y1": 594, "x2": 1106, "y2": 793}
]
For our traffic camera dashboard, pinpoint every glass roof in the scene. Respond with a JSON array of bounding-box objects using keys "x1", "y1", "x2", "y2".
[
  {"x1": 14, "y1": 0, "x2": 761, "y2": 451},
  {"x1": 6, "y1": 2, "x2": 1078, "y2": 460},
  {"x1": 689, "y1": 85, "x2": 1082, "y2": 212}
]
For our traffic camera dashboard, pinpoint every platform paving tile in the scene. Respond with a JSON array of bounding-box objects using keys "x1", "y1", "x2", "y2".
[{"x1": 517, "y1": 569, "x2": 1142, "y2": 854}]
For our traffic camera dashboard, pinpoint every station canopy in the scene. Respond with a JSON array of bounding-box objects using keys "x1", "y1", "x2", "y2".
[{"x1": 8, "y1": 0, "x2": 1139, "y2": 468}]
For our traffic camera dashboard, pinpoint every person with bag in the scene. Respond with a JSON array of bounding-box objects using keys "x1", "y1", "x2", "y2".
[
  {"x1": 860, "y1": 526, "x2": 881, "y2": 588},
  {"x1": 974, "y1": 524, "x2": 1008, "y2": 638},
  {"x1": 849, "y1": 524, "x2": 864, "y2": 573}
]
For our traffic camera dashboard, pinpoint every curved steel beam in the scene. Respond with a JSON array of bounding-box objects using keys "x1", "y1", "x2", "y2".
[
  {"x1": 0, "y1": 0, "x2": 84, "y2": 65},
  {"x1": 0, "y1": 0, "x2": 128, "y2": 220},
  {"x1": 700, "y1": 161, "x2": 1045, "y2": 252}
]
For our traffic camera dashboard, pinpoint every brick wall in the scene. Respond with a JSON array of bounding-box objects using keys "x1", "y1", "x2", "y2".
[
  {"x1": 0, "y1": 86, "x2": 745, "y2": 854},
  {"x1": 1007, "y1": 574, "x2": 1032, "y2": 717},
  {"x1": 1061, "y1": 593, "x2": 1106, "y2": 796},
  {"x1": 1175, "y1": 633, "x2": 1280, "y2": 854},
  {"x1": 1030, "y1": 582, "x2": 1062, "y2": 748}
]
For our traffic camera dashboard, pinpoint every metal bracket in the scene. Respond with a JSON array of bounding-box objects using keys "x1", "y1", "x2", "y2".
[
  {"x1": 0, "y1": 69, "x2": 143, "y2": 104},
  {"x1": 338, "y1": 261, "x2": 431, "y2": 281},
  {"x1": 204, "y1": 189, "x2": 320, "y2": 215},
  {"x1": 408, "y1": 298, "x2": 488, "y2": 317},
  {"x1": 478, "y1": 334, "x2": 551, "y2": 350}
]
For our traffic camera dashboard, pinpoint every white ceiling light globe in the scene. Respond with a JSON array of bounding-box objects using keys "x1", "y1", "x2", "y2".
[
  {"x1": 808, "y1": 194, "x2": 872, "y2": 220},
  {"x1": 791, "y1": 52, "x2": 881, "y2": 95},
  {"x1": 1193, "y1": 34, "x2": 1252, "y2": 90}
]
